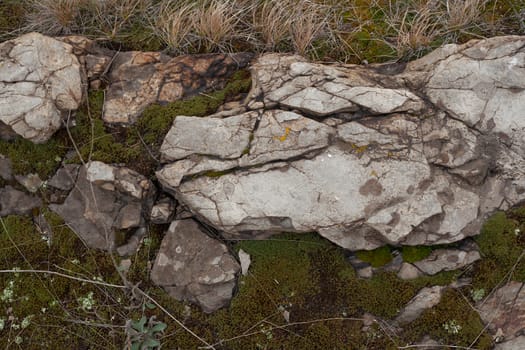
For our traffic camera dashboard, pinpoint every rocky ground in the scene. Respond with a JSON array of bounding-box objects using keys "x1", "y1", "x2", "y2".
[{"x1": 0, "y1": 32, "x2": 525, "y2": 349}]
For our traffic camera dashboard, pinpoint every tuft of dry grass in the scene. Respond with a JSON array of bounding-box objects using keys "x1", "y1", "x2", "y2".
[
  {"x1": 152, "y1": 0, "x2": 196, "y2": 54},
  {"x1": 192, "y1": 0, "x2": 245, "y2": 52},
  {"x1": 445, "y1": 0, "x2": 489, "y2": 30},
  {"x1": 24, "y1": 0, "x2": 86, "y2": 35}
]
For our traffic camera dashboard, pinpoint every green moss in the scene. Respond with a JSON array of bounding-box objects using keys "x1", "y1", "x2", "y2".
[
  {"x1": 403, "y1": 289, "x2": 493, "y2": 349},
  {"x1": 472, "y1": 209, "x2": 525, "y2": 291},
  {"x1": 69, "y1": 89, "x2": 139, "y2": 166},
  {"x1": 355, "y1": 246, "x2": 393, "y2": 267},
  {"x1": 401, "y1": 246, "x2": 433, "y2": 263},
  {"x1": 0, "y1": 137, "x2": 67, "y2": 179}
]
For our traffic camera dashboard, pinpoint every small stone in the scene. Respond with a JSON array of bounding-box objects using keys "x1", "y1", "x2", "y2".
[
  {"x1": 238, "y1": 249, "x2": 251, "y2": 276},
  {"x1": 357, "y1": 266, "x2": 373, "y2": 279},
  {"x1": 15, "y1": 173, "x2": 43, "y2": 193},
  {"x1": 397, "y1": 263, "x2": 423, "y2": 280},
  {"x1": 150, "y1": 197, "x2": 175, "y2": 224},
  {"x1": 414, "y1": 249, "x2": 481, "y2": 275},
  {"x1": 0, "y1": 155, "x2": 13, "y2": 181}
]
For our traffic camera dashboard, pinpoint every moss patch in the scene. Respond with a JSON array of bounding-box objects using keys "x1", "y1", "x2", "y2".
[
  {"x1": 355, "y1": 246, "x2": 393, "y2": 267},
  {"x1": 402, "y1": 288, "x2": 493, "y2": 349},
  {"x1": 401, "y1": 245, "x2": 433, "y2": 263},
  {"x1": 472, "y1": 209, "x2": 525, "y2": 291},
  {"x1": 0, "y1": 137, "x2": 67, "y2": 179}
]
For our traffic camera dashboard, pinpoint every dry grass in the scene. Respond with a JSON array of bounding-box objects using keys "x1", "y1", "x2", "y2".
[
  {"x1": 153, "y1": 0, "x2": 196, "y2": 54},
  {"x1": 10, "y1": 0, "x2": 525, "y2": 61},
  {"x1": 24, "y1": 0, "x2": 86, "y2": 34},
  {"x1": 192, "y1": 0, "x2": 245, "y2": 52}
]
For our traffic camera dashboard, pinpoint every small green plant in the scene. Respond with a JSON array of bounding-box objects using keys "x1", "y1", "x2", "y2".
[
  {"x1": 443, "y1": 319, "x2": 462, "y2": 335},
  {"x1": 126, "y1": 315, "x2": 167, "y2": 350},
  {"x1": 470, "y1": 288, "x2": 485, "y2": 302}
]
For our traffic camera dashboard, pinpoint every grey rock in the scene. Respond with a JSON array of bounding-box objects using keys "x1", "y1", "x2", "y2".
[
  {"x1": 154, "y1": 36, "x2": 525, "y2": 250},
  {"x1": 0, "y1": 155, "x2": 12, "y2": 181},
  {"x1": 238, "y1": 249, "x2": 251, "y2": 276},
  {"x1": 15, "y1": 173, "x2": 42, "y2": 193},
  {"x1": 47, "y1": 164, "x2": 79, "y2": 191},
  {"x1": 150, "y1": 197, "x2": 176, "y2": 224},
  {"x1": 50, "y1": 161, "x2": 155, "y2": 250},
  {"x1": 356, "y1": 266, "x2": 373, "y2": 279},
  {"x1": 397, "y1": 263, "x2": 424, "y2": 280},
  {"x1": 413, "y1": 249, "x2": 481, "y2": 275},
  {"x1": 0, "y1": 33, "x2": 82, "y2": 142},
  {"x1": 495, "y1": 336, "x2": 525, "y2": 350},
  {"x1": 0, "y1": 186, "x2": 41, "y2": 216},
  {"x1": 116, "y1": 227, "x2": 147, "y2": 257},
  {"x1": 151, "y1": 219, "x2": 240, "y2": 313},
  {"x1": 395, "y1": 286, "x2": 444, "y2": 325},
  {"x1": 478, "y1": 281, "x2": 525, "y2": 341}
]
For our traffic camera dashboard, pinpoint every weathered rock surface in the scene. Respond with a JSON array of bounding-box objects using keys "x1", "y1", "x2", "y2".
[
  {"x1": 151, "y1": 219, "x2": 240, "y2": 313},
  {"x1": 394, "y1": 286, "x2": 444, "y2": 325},
  {"x1": 157, "y1": 36, "x2": 525, "y2": 250},
  {"x1": 50, "y1": 161, "x2": 155, "y2": 250},
  {"x1": 150, "y1": 196, "x2": 176, "y2": 224},
  {"x1": 478, "y1": 281, "x2": 525, "y2": 342},
  {"x1": 413, "y1": 248, "x2": 481, "y2": 275},
  {"x1": 103, "y1": 52, "x2": 253, "y2": 124},
  {"x1": 0, "y1": 154, "x2": 12, "y2": 181},
  {"x1": 0, "y1": 32, "x2": 83, "y2": 142},
  {"x1": 0, "y1": 186, "x2": 42, "y2": 216}
]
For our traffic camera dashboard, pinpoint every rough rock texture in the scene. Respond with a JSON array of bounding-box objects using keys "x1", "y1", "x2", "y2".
[
  {"x1": 394, "y1": 286, "x2": 444, "y2": 325},
  {"x1": 50, "y1": 161, "x2": 155, "y2": 250},
  {"x1": 0, "y1": 186, "x2": 42, "y2": 216},
  {"x1": 151, "y1": 219, "x2": 240, "y2": 313},
  {"x1": 103, "y1": 52, "x2": 253, "y2": 124},
  {"x1": 478, "y1": 281, "x2": 525, "y2": 342},
  {"x1": 495, "y1": 336, "x2": 525, "y2": 350},
  {"x1": 157, "y1": 36, "x2": 525, "y2": 250},
  {"x1": 0, "y1": 32, "x2": 83, "y2": 142},
  {"x1": 413, "y1": 248, "x2": 481, "y2": 275},
  {"x1": 150, "y1": 196, "x2": 176, "y2": 224},
  {"x1": 0, "y1": 155, "x2": 12, "y2": 181}
]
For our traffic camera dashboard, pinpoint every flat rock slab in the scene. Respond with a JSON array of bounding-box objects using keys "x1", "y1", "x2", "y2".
[
  {"x1": 50, "y1": 161, "x2": 155, "y2": 250},
  {"x1": 0, "y1": 32, "x2": 82, "y2": 143},
  {"x1": 478, "y1": 281, "x2": 525, "y2": 341},
  {"x1": 0, "y1": 186, "x2": 42, "y2": 216},
  {"x1": 151, "y1": 219, "x2": 240, "y2": 313},
  {"x1": 157, "y1": 36, "x2": 525, "y2": 250},
  {"x1": 103, "y1": 52, "x2": 253, "y2": 124}
]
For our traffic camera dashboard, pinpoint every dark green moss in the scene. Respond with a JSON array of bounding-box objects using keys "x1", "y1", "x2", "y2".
[
  {"x1": 355, "y1": 246, "x2": 393, "y2": 267},
  {"x1": 0, "y1": 137, "x2": 67, "y2": 179},
  {"x1": 402, "y1": 289, "x2": 493, "y2": 349},
  {"x1": 472, "y1": 210, "x2": 525, "y2": 291},
  {"x1": 401, "y1": 246, "x2": 433, "y2": 263}
]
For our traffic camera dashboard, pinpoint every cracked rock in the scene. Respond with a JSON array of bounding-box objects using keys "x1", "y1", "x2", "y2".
[
  {"x1": 478, "y1": 281, "x2": 525, "y2": 342},
  {"x1": 157, "y1": 36, "x2": 525, "y2": 250},
  {"x1": 413, "y1": 248, "x2": 481, "y2": 275},
  {"x1": 151, "y1": 219, "x2": 240, "y2": 313},
  {"x1": 103, "y1": 52, "x2": 253, "y2": 124},
  {"x1": 0, "y1": 32, "x2": 83, "y2": 143},
  {"x1": 50, "y1": 161, "x2": 156, "y2": 250}
]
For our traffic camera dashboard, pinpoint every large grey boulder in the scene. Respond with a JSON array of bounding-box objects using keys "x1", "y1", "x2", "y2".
[
  {"x1": 50, "y1": 161, "x2": 156, "y2": 250},
  {"x1": 157, "y1": 36, "x2": 525, "y2": 250},
  {"x1": 0, "y1": 32, "x2": 83, "y2": 143},
  {"x1": 151, "y1": 219, "x2": 240, "y2": 313}
]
